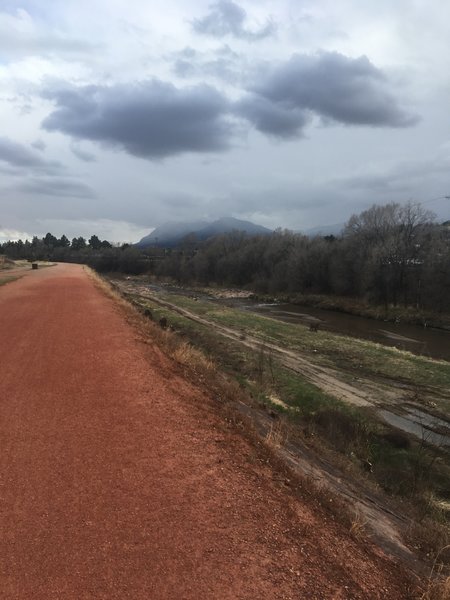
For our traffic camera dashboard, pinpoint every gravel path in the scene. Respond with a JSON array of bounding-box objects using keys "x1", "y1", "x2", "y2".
[{"x1": 0, "y1": 264, "x2": 415, "y2": 599}]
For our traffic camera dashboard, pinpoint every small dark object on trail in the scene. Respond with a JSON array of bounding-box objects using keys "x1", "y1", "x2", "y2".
[
  {"x1": 32, "y1": 263, "x2": 38, "y2": 270},
  {"x1": 159, "y1": 317, "x2": 168, "y2": 328},
  {"x1": 143, "y1": 308, "x2": 153, "y2": 320},
  {"x1": 309, "y1": 321, "x2": 320, "y2": 332}
]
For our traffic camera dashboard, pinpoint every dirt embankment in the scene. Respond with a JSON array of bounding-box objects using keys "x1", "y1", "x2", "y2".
[{"x1": 0, "y1": 264, "x2": 417, "y2": 598}]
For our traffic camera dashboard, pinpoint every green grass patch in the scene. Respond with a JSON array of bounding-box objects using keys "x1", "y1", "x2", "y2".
[
  {"x1": 156, "y1": 292, "x2": 450, "y2": 413},
  {"x1": 273, "y1": 365, "x2": 449, "y2": 516}
]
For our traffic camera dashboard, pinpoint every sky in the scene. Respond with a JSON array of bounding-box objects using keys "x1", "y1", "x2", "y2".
[{"x1": 1, "y1": 0, "x2": 449, "y2": 243}]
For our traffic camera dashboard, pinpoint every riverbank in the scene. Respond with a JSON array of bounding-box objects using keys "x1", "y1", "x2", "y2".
[
  {"x1": 111, "y1": 274, "x2": 450, "y2": 360},
  {"x1": 134, "y1": 274, "x2": 450, "y2": 330},
  {"x1": 249, "y1": 292, "x2": 450, "y2": 331}
]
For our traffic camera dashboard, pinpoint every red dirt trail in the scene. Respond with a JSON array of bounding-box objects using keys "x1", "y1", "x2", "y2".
[{"x1": 0, "y1": 264, "x2": 415, "y2": 599}]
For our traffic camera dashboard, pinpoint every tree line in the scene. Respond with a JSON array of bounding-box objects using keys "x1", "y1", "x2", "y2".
[
  {"x1": 0, "y1": 230, "x2": 155, "y2": 274},
  {"x1": 1, "y1": 233, "x2": 111, "y2": 257},
  {"x1": 153, "y1": 202, "x2": 450, "y2": 314},
  {"x1": 1, "y1": 201, "x2": 449, "y2": 313}
]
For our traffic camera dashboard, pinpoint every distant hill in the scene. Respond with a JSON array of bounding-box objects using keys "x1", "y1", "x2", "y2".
[
  {"x1": 302, "y1": 223, "x2": 344, "y2": 237},
  {"x1": 135, "y1": 217, "x2": 272, "y2": 248}
]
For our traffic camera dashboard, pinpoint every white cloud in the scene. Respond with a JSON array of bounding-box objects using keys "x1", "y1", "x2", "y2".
[
  {"x1": 0, "y1": 228, "x2": 33, "y2": 243},
  {"x1": 0, "y1": 8, "x2": 96, "y2": 62}
]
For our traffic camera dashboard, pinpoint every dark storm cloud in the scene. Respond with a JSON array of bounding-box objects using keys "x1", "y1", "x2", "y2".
[
  {"x1": 192, "y1": 0, "x2": 276, "y2": 41},
  {"x1": 40, "y1": 52, "x2": 418, "y2": 161},
  {"x1": 42, "y1": 80, "x2": 234, "y2": 159},
  {"x1": 0, "y1": 137, "x2": 62, "y2": 174},
  {"x1": 239, "y1": 52, "x2": 419, "y2": 137},
  {"x1": 235, "y1": 96, "x2": 309, "y2": 138},
  {"x1": 17, "y1": 177, "x2": 96, "y2": 198}
]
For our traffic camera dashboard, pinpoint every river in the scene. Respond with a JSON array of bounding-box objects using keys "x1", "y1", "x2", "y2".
[{"x1": 220, "y1": 299, "x2": 450, "y2": 362}]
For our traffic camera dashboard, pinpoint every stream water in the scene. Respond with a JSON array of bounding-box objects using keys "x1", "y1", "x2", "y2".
[{"x1": 223, "y1": 299, "x2": 450, "y2": 362}]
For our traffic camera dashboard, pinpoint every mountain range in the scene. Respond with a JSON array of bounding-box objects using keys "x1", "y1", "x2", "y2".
[{"x1": 135, "y1": 217, "x2": 272, "y2": 248}]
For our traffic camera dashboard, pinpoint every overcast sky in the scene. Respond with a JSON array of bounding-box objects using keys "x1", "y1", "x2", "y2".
[{"x1": 1, "y1": 0, "x2": 449, "y2": 243}]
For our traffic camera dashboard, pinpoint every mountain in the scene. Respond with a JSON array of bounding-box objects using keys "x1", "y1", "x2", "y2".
[
  {"x1": 198, "y1": 217, "x2": 271, "y2": 238},
  {"x1": 302, "y1": 223, "x2": 344, "y2": 237},
  {"x1": 135, "y1": 220, "x2": 208, "y2": 248},
  {"x1": 135, "y1": 217, "x2": 272, "y2": 248}
]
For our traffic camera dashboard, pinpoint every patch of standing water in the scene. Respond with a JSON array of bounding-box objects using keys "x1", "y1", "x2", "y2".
[{"x1": 378, "y1": 409, "x2": 450, "y2": 448}]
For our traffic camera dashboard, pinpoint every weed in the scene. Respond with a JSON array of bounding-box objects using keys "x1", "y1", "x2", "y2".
[
  {"x1": 172, "y1": 341, "x2": 215, "y2": 372},
  {"x1": 265, "y1": 419, "x2": 289, "y2": 449},
  {"x1": 349, "y1": 511, "x2": 368, "y2": 541},
  {"x1": 420, "y1": 576, "x2": 450, "y2": 600},
  {"x1": 420, "y1": 546, "x2": 450, "y2": 599},
  {"x1": 407, "y1": 521, "x2": 450, "y2": 566}
]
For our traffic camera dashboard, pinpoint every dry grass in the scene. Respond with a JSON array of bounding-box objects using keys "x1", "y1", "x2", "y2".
[
  {"x1": 171, "y1": 341, "x2": 215, "y2": 371},
  {"x1": 87, "y1": 268, "x2": 245, "y2": 407},
  {"x1": 86, "y1": 267, "x2": 123, "y2": 298},
  {"x1": 420, "y1": 577, "x2": 450, "y2": 600},
  {"x1": 420, "y1": 551, "x2": 450, "y2": 600},
  {"x1": 349, "y1": 510, "x2": 368, "y2": 540},
  {"x1": 265, "y1": 419, "x2": 290, "y2": 449},
  {"x1": 407, "y1": 519, "x2": 450, "y2": 566}
]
